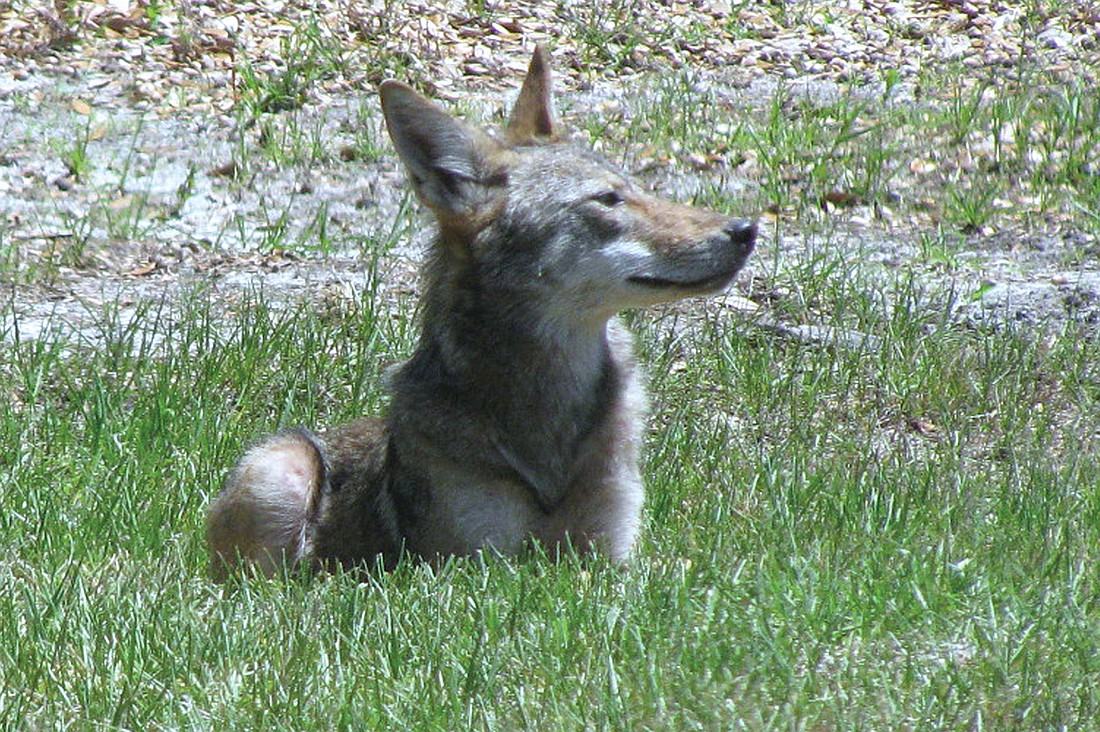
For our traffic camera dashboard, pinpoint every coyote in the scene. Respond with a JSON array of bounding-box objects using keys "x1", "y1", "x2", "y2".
[{"x1": 206, "y1": 47, "x2": 756, "y2": 579}]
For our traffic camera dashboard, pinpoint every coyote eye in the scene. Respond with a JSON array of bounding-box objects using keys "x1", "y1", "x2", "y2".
[{"x1": 590, "y1": 190, "x2": 624, "y2": 207}]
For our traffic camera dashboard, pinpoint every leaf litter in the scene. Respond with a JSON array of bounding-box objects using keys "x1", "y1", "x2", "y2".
[{"x1": 1, "y1": 0, "x2": 1099, "y2": 351}]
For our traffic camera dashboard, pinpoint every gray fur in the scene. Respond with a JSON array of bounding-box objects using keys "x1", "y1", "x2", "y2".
[{"x1": 205, "y1": 46, "x2": 756, "y2": 578}]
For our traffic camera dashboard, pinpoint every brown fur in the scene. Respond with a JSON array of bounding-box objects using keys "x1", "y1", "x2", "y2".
[{"x1": 205, "y1": 46, "x2": 756, "y2": 578}]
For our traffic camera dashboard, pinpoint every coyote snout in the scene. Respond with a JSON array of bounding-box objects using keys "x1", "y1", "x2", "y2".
[
  {"x1": 615, "y1": 196, "x2": 756, "y2": 298},
  {"x1": 206, "y1": 46, "x2": 755, "y2": 579}
]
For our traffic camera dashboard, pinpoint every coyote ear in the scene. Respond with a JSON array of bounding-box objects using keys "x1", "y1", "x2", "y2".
[
  {"x1": 506, "y1": 44, "x2": 559, "y2": 145},
  {"x1": 380, "y1": 80, "x2": 505, "y2": 218}
]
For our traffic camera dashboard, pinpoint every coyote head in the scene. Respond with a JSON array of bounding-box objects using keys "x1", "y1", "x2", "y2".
[{"x1": 379, "y1": 47, "x2": 755, "y2": 325}]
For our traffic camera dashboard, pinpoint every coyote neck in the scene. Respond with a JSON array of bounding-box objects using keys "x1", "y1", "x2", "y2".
[
  {"x1": 390, "y1": 273, "x2": 626, "y2": 513},
  {"x1": 418, "y1": 252, "x2": 617, "y2": 411},
  {"x1": 421, "y1": 293, "x2": 616, "y2": 424}
]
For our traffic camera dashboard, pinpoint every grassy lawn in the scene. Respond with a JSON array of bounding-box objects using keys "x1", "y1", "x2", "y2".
[
  {"x1": 4, "y1": 261, "x2": 1098, "y2": 729},
  {"x1": 2, "y1": 2, "x2": 1099, "y2": 729}
]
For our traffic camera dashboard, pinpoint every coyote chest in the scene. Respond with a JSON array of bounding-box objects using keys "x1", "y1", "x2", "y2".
[{"x1": 387, "y1": 319, "x2": 647, "y2": 562}]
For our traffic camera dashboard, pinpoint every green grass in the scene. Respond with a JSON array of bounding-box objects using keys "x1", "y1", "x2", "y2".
[
  {"x1": 3, "y1": 2, "x2": 1100, "y2": 728},
  {"x1": 2, "y1": 261, "x2": 1099, "y2": 729},
  {"x1": 583, "y1": 61, "x2": 1098, "y2": 244}
]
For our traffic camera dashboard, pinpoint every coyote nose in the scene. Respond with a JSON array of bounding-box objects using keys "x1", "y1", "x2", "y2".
[{"x1": 724, "y1": 219, "x2": 757, "y2": 256}]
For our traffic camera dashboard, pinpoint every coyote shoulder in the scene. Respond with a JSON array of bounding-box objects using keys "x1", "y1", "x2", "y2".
[{"x1": 205, "y1": 46, "x2": 756, "y2": 579}]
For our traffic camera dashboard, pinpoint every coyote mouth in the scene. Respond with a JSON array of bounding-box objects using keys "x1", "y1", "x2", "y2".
[
  {"x1": 627, "y1": 270, "x2": 738, "y2": 292},
  {"x1": 627, "y1": 222, "x2": 756, "y2": 293}
]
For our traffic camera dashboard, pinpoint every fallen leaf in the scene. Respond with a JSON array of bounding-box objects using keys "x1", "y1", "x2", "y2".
[
  {"x1": 822, "y1": 190, "x2": 862, "y2": 208},
  {"x1": 209, "y1": 160, "x2": 240, "y2": 178},
  {"x1": 909, "y1": 158, "x2": 938, "y2": 175},
  {"x1": 125, "y1": 261, "x2": 159, "y2": 277},
  {"x1": 906, "y1": 417, "x2": 941, "y2": 439}
]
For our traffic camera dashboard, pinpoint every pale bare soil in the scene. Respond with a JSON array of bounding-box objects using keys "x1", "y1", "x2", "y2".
[{"x1": 2, "y1": 1, "x2": 1099, "y2": 346}]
